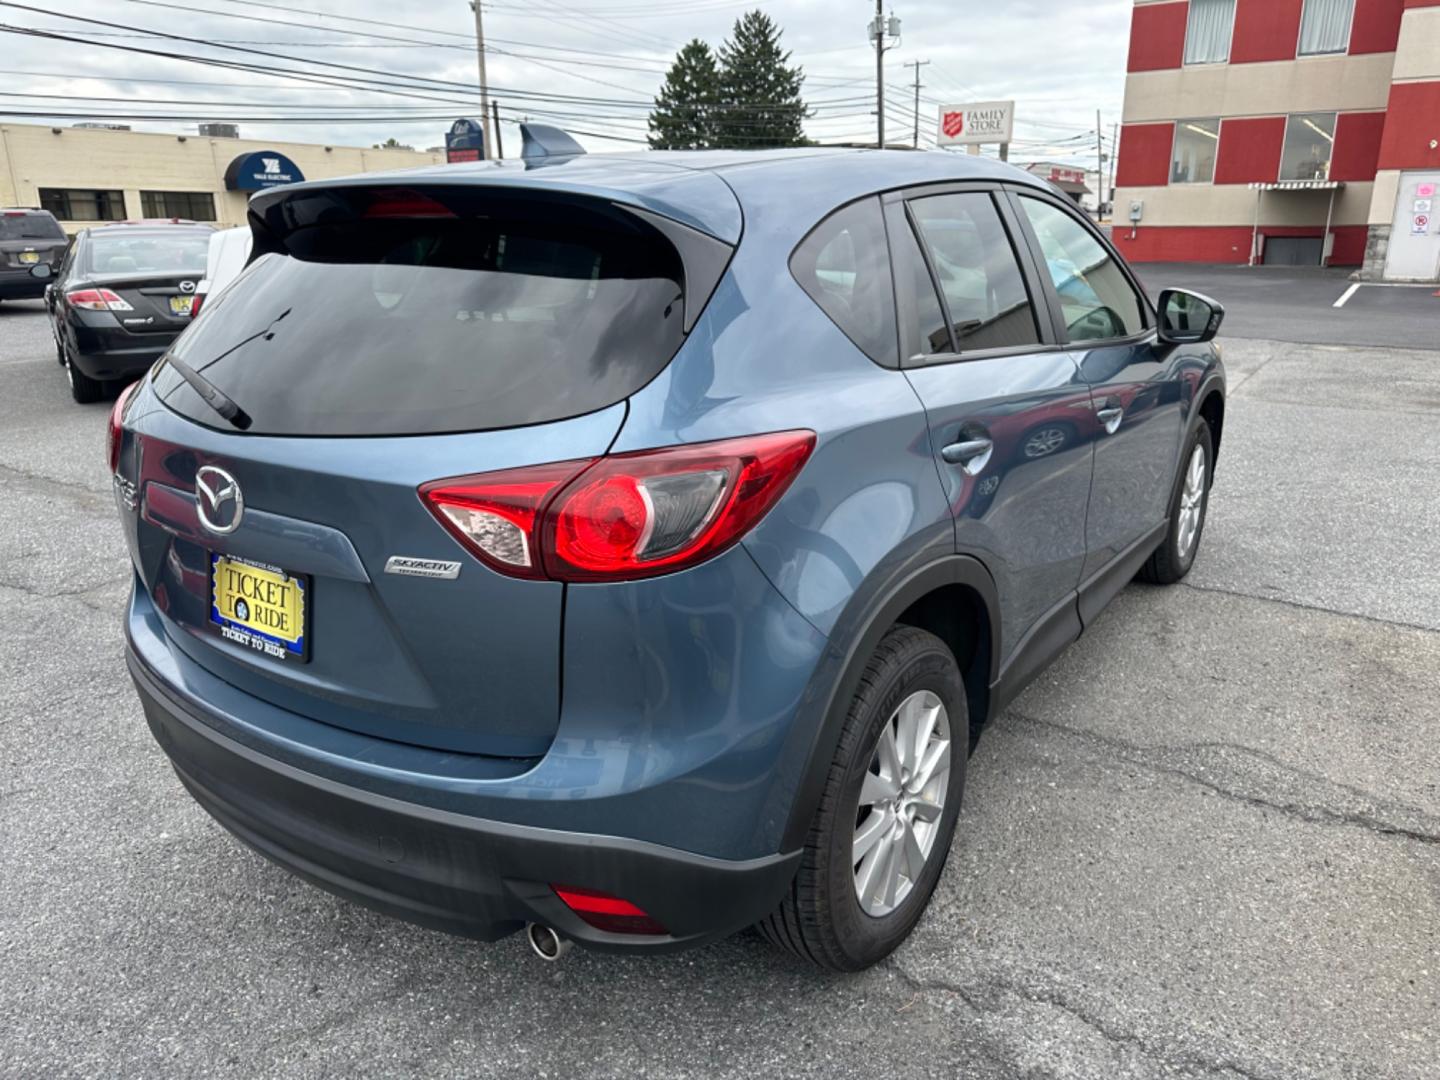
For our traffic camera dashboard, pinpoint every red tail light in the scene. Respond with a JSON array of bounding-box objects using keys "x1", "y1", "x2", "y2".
[
  {"x1": 107, "y1": 380, "x2": 139, "y2": 474},
  {"x1": 189, "y1": 292, "x2": 205, "y2": 318},
  {"x1": 552, "y1": 885, "x2": 667, "y2": 935},
  {"x1": 66, "y1": 288, "x2": 133, "y2": 312},
  {"x1": 420, "y1": 431, "x2": 814, "y2": 583}
]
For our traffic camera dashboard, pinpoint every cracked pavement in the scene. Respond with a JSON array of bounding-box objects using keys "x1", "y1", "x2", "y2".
[{"x1": 1, "y1": 299, "x2": 1438, "y2": 1079}]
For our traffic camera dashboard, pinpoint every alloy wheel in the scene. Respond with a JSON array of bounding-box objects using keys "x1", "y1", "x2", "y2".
[
  {"x1": 1024, "y1": 427, "x2": 1067, "y2": 458},
  {"x1": 1176, "y1": 443, "x2": 1207, "y2": 559},
  {"x1": 852, "y1": 689, "x2": 952, "y2": 917}
]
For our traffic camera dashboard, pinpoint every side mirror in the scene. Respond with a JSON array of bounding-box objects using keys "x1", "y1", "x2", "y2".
[
  {"x1": 29, "y1": 262, "x2": 52, "y2": 280},
  {"x1": 1157, "y1": 288, "x2": 1224, "y2": 345}
]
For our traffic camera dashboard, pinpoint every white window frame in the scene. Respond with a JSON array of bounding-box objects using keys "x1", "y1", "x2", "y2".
[
  {"x1": 1183, "y1": 0, "x2": 1238, "y2": 66},
  {"x1": 1277, "y1": 112, "x2": 1339, "y2": 182},
  {"x1": 1171, "y1": 118, "x2": 1222, "y2": 185},
  {"x1": 1297, "y1": 0, "x2": 1356, "y2": 58}
]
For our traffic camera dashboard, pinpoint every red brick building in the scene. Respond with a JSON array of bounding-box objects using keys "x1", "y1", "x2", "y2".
[{"x1": 1113, "y1": 0, "x2": 1440, "y2": 279}]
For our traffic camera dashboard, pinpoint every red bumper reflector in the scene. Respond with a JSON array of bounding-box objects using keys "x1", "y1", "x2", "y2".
[{"x1": 552, "y1": 884, "x2": 668, "y2": 936}]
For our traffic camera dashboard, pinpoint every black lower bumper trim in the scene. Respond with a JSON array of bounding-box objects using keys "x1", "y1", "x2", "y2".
[{"x1": 127, "y1": 641, "x2": 800, "y2": 952}]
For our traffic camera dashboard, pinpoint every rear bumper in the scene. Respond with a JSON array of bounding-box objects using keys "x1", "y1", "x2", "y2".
[
  {"x1": 69, "y1": 317, "x2": 175, "y2": 379},
  {"x1": 0, "y1": 276, "x2": 46, "y2": 300},
  {"x1": 127, "y1": 637, "x2": 801, "y2": 952}
]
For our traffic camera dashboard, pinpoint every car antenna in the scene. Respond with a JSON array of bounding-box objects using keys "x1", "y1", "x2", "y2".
[{"x1": 520, "y1": 124, "x2": 586, "y2": 168}]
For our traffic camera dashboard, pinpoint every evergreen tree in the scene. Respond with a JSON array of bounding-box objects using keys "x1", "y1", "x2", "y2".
[
  {"x1": 648, "y1": 40, "x2": 720, "y2": 150},
  {"x1": 715, "y1": 11, "x2": 807, "y2": 149}
]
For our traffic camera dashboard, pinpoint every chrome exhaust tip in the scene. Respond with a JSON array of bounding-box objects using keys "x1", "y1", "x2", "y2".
[{"x1": 525, "y1": 922, "x2": 571, "y2": 962}]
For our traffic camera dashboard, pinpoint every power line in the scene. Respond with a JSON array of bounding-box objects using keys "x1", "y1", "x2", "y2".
[{"x1": 0, "y1": 10, "x2": 874, "y2": 112}]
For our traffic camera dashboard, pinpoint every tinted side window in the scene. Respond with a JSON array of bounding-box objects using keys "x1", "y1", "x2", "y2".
[
  {"x1": 891, "y1": 217, "x2": 952, "y2": 358},
  {"x1": 909, "y1": 192, "x2": 1041, "y2": 353},
  {"x1": 791, "y1": 197, "x2": 897, "y2": 367},
  {"x1": 1019, "y1": 197, "x2": 1145, "y2": 343}
]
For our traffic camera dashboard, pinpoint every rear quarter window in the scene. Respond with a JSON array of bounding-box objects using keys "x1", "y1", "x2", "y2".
[
  {"x1": 152, "y1": 189, "x2": 690, "y2": 437},
  {"x1": 790, "y1": 197, "x2": 898, "y2": 368}
]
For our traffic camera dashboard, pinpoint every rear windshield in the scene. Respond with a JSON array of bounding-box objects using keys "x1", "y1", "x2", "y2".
[
  {"x1": 0, "y1": 213, "x2": 65, "y2": 241},
  {"x1": 87, "y1": 231, "x2": 210, "y2": 276},
  {"x1": 152, "y1": 188, "x2": 687, "y2": 436}
]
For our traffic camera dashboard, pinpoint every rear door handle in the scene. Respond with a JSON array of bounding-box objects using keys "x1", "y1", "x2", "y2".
[
  {"x1": 941, "y1": 438, "x2": 994, "y2": 475},
  {"x1": 1096, "y1": 407, "x2": 1124, "y2": 434}
]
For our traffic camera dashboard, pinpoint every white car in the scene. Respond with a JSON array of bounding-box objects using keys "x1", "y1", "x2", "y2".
[{"x1": 192, "y1": 225, "x2": 251, "y2": 319}]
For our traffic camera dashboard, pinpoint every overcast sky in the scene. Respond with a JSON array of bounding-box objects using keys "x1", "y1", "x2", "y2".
[{"x1": 0, "y1": 0, "x2": 1132, "y2": 167}]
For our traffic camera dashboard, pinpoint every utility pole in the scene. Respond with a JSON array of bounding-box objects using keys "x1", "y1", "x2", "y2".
[
  {"x1": 907, "y1": 59, "x2": 929, "y2": 149},
  {"x1": 875, "y1": 0, "x2": 885, "y2": 149},
  {"x1": 470, "y1": 1, "x2": 493, "y2": 160},
  {"x1": 870, "y1": 4, "x2": 900, "y2": 149},
  {"x1": 1096, "y1": 109, "x2": 1105, "y2": 219},
  {"x1": 492, "y1": 100, "x2": 504, "y2": 160},
  {"x1": 1107, "y1": 122, "x2": 1118, "y2": 219}
]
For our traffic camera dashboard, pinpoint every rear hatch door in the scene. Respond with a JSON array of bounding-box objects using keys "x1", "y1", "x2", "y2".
[
  {"x1": 0, "y1": 211, "x2": 68, "y2": 271},
  {"x1": 123, "y1": 181, "x2": 731, "y2": 756}
]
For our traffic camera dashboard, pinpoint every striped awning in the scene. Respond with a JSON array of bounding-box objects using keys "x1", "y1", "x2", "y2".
[{"x1": 1247, "y1": 180, "x2": 1345, "y2": 192}]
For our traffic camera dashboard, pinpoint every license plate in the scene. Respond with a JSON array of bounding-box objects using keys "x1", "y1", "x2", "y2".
[
  {"x1": 209, "y1": 554, "x2": 309, "y2": 662},
  {"x1": 169, "y1": 295, "x2": 194, "y2": 316},
  {"x1": 18, "y1": 251, "x2": 39, "y2": 265}
]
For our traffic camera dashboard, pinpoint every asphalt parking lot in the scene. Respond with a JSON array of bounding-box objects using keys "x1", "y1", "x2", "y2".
[
  {"x1": 1134, "y1": 262, "x2": 1440, "y2": 350},
  {"x1": 2, "y1": 287, "x2": 1438, "y2": 1079}
]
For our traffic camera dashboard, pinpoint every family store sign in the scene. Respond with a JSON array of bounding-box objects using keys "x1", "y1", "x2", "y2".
[{"x1": 936, "y1": 101, "x2": 1016, "y2": 147}]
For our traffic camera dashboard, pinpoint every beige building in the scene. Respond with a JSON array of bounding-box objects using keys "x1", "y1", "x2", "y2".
[{"x1": 0, "y1": 122, "x2": 445, "y2": 233}]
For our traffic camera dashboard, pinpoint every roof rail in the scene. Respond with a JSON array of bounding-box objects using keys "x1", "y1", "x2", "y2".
[{"x1": 519, "y1": 123, "x2": 586, "y2": 166}]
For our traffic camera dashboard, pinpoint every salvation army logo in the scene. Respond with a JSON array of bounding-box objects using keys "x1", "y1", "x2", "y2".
[{"x1": 942, "y1": 111, "x2": 965, "y2": 138}]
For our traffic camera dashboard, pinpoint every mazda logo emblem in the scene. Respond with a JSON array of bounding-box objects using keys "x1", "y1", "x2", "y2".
[
  {"x1": 179, "y1": 281, "x2": 196, "y2": 294},
  {"x1": 195, "y1": 465, "x2": 243, "y2": 535}
]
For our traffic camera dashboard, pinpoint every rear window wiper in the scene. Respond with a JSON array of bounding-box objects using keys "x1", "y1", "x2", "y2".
[
  {"x1": 159, "y1": 308, "x2": 290, "y2": 431},
  {"x1": 164, "y1": 355, "x2": 252, "y2": 431}
]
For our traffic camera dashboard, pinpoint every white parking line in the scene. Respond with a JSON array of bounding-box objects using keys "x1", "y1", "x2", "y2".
[{"x1": 1334, "y1": 283, "x2": 1362, "y2": 308}]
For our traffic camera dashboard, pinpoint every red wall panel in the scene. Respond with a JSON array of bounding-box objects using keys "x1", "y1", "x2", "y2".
[
  {"x1": 1351, "y1": 0, "x2": 1406, "y2": 52},
  {"x1": 1113, "y1": 225, "x2": 1367, "y2": 265},
  {"x1": 1128, "y1": 2, "x2": 1189, "y2": 72},
  {"x1": 1330, "y1": 111, "x2": 1388, "y2": 180},
  {"x1": 1403, "y1": 1, "x2": 1440, "y2": 11},
  {"x1": 1231, "y1": 0, "x2": 1302, "y2": 63},
  {"x1": 1214, "y1": 116, "x2": 1287, "y2": 184},
  {"x1": 1116, "y1": 123, "x2": 1175, "y2": 187},
  {"x1": 1378, "y1": 81, "x2": 1440, "y2": 169}
]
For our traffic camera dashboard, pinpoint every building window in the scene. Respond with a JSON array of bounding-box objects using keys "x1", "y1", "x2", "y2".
[
  {"x1": 1183, "y1": 0, "x2": 1236, "y2": 65},
  {"x1": 1171, "y1": 119, "x2": 1220, "y2": 183},
  {"x1": 1298, "y1": 0, "x2": 1355, "y2": 56},
  {"x1": 38, "y1": 188, "x2": 125, "y2": 222},
  {"x1": 1279, "y1": 113, "x2": 1337, "y2": 181},
  {"x1": 139, "y1": 191, "x2": 217, "y2": 221}
]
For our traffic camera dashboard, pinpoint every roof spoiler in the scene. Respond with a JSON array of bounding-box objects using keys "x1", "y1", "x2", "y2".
[{"x1": 520, "y1": 123, "x2": 586, "y2": 166}]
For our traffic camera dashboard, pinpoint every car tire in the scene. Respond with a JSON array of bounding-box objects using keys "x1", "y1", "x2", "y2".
[
  {"x1": 63, "y1": 344, "x2": 105, "y2": 404},
  {"x1": 759, "y1": 625, "x2": 966, "y2": 971},
  {"x1": 1139, "y1": 422, "x2": 1213, "y2": 585}
]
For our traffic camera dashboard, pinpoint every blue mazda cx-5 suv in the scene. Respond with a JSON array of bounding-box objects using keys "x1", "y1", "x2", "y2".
[{"x1": 114, "y1": 130, "x2": 1226, "y2": 971}]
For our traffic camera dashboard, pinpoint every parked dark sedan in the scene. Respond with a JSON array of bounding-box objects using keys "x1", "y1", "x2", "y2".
[
  {"x1": 49, "y1": 221, "x2": 212, "y2": 403},
  {"x1": 0, "y1": 207, "x2": 69, "y2": 303}
]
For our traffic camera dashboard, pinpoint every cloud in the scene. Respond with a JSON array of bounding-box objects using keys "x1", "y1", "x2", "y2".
[{"x1": 0, "y1": 0, "x2": 1130, "y2": 163}]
